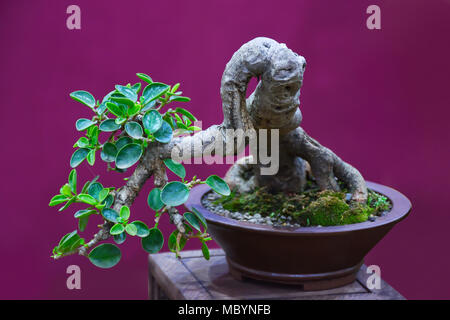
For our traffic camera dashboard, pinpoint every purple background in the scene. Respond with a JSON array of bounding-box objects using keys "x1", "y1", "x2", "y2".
[{"x1": 1, "y1": 0, "x2": 449, "y2": 299}]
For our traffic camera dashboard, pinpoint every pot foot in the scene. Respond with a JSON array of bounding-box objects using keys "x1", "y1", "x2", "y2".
[
  {"x1": 228, "y1": 265, "x2": 246, "y2": 282},
  {"x1": 226, "y1": 256, "x2": 363, "y2": 291}
]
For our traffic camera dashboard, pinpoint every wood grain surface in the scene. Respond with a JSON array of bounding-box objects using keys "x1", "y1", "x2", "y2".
[{"x1": 148, "y1": 249, "x2": 405, "y2": 300}]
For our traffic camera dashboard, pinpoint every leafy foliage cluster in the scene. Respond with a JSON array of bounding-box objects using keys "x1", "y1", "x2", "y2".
[
  {"x1": 49, "y1": 74, "x2": 230, "y2": 268},
  {"x1": 213, "y1": 187, "x2": 390, "y2": 227}
]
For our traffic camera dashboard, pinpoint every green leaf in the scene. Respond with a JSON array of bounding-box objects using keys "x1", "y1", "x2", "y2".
[
  {"x1": 49, "y1": 194, "x2": 69, "y2": 207},
  {"x1": 88, "y1": 244, "x2": 121, "y2": 269},
  {"x1": 88, "y1": 126, "x2": 99, "y2": 145},
  {"x1": 77, "y1": 194, "x2": 97, "y2": 205},
  {"x1": 176, "y1": 121, "x2": 189, "y2": 130},
  {"x1": 74, "y1": 209, "x2": 96, "y2": 218},
  {"x1": 110, "y1": 96, "x2": 135, "y2": 108},
  {"x1": 130, "y1": 221, "x2": 150, "y2": 237},
  {"x1": 147, "y1": 188, "x2": 164, "y2": 211},
  {"x1": 99, "y1": 119, "x2": 121, "y2": 132},
  {"x1": 102, "y1": 208, "x2": 119, "y2": 223},
  {"x1": 175, "y1": 107, "x2": 197, "y2": 122},
  {"x1": 201, "y1": 242, "x2": 210, "y2": 260},
  {"x1": 141, "y1": 228, "x2": 164, "y2": 253},
  {"x1": 102, "y1": 194, "x2": 114, "y2": 208},
  {"x1": 106, "y1": 102, "x2": 126, "y2": 117},
  {"x1": 78, "y1": 215, "x2": 90, "y2": 232},
  {"x1": 119, "y1": 206, "x2": 130, "y2": 220},
  {"x1": 205, "y1": 175, "x2": 231, "y2": 196},
  {"x1": 97, "y1": 102, "x2": 107, "y2": 114},
  {"x1": 87, "y1": 182, "x2": 103, "y2": 200},
  {"x1": 171, "y1": 83, "x2": 180, "y2": 93},
  {"x1": 116, "y1": 216, "x2": 125, "y2": 224},
  {"x1": 100, "y1": 143, "x2": 118, "y2": 162},
  {"x1": 70, "y1": 148, "x2": 90, "y2": 168},
  {"x1": 168, "y1": 232, "x2": 176, "y2": 252},
  {"x1": 98, "y1": 188, "x2": 109, "y2": 203},
  {"x1": 184, "y1": 212, "x2": 202, "y2": 232},
  {"x1": 153, "y1": 120, "x2": 173, "y2": 143},
  {"x1": 115, "y1": 143, "x2": 143, "y2": 169},
  {"x1": 60, "y1": 184, "x2": 72, "y2": 197},
  {"x1": 110, "y1": 223, "x2": 125, "y2": 235},
  {"x1": 70, "y1": 91, "x2": 96, "y2": 109},
  {"x1": 160, "y1": 181, "x2": 189, "y2": 206},
  {"x1": 76, "y1": 118, "x2": 96, "y2": 131},
  {"x1": 81, "y1": 175, "x2": 99, "y2": 194},
  {"x1": 86, "y1": 149, "x2": 96, "y2": 166},
  {"x1": 114, "y1": 232, "x2": 126, "y2": 245},
  {"x1": 56, "y1": 230, "x2": 84, "y2": 254},
  {"x1": 163, "y1": 114, "x2": 176, "y2": 129},
  {"x1": 142, "y1": 110, "x2": 163, "y2": 134},
  {"x1": 102, "y1": 90, "x2": 115, "y2": 103},
  {"x1": 58, "y1": 231, "x2": 73, "y2": 247},
  {"x1": 95, "y1": 203, "x2": 106, "y2": 211},
  {"x1": 115, "y1": 85, "x2": 137, "y2": 102},
  {"x1": 168, "y1": 230, "x2": 187, "y2": 253},
  {"x1": 115, "y1": 117, "x2": 127, "y2": 125},
  {"x1": 163, "y1": 159, "x2": 186, "y2": 179},
  {"x1": 115, "y1": 137, "x2": 133, "y2": 150},
  {"x1": 115, "y1": 116, "x2": 127, "y2": 126},
  {"x1": 192, "y1": 207, "x2": 207, "y2": 230},
  {"x1": 74, "y1": 137, "x2": 90, "y2": 148},
  {"x1": 125, "y1": 224, "x2": 138, "y2": 236},
  {"x1": 71, "y1": 238, "x2": 85, "y2": 251},
  {"x1": 131, "y1": 83, "x2": 141, "y2": 93},
  {"x1": 183, "y1": 223, "x2": 193, "y2": 234},
  {"x1": 54, "y1": 230, "x2": 85, "y2": 254},
  {"x1": 125, "y1": 121, "x2": 143, "y2": 139},
  {"x1": 58, "y1": 197, "x2": 76, "y2": 212},
  {"x1": 170, "y1": 96, "x2": 191, "y2": 102},
  {"x1": 136, "y1": 73, "x2": 153, "y2": 84},
  {"x1": 141, "y1": 100, "x2": 156, "y2": 112},
  {"x1": 127, "y1": 103, "x2": 141, "y2": 117},
  {"x1": 111, "y1": 91, "x2": 125, "y2": 98},
  {"x1": 188, "y1": 126, "x2": 201, "y2": 131},
  {"x1": 68, "y1": 169, "x2": 77, "y2": 194},
  {"x1": 173, "y1": 113, "x2": 184, "y2": 125},
  {"x1": 142, "y1": 82, "x2": 170, "y2": 105}
]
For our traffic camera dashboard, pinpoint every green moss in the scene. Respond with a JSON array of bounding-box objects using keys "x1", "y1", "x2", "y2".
[
  {"x1": 305, "y1": 196, "x2": 349, "y2": 226},
  {"x1": 367, "y1": 192, "x2": 390, "y2": 212},
  {"x1": 212, "y1": 186, "x2": 391, "y2": 227},
  {"x1": 342, "y1": 204, "x2": 373, "y2": 224}
]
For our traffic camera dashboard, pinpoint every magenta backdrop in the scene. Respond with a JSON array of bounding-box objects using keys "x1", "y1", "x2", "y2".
[{"x1": 1, "y1": 0, "x2": 449, "y2": 300}]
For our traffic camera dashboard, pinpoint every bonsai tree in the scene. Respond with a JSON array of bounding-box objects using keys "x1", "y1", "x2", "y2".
[{"x1": 50, "y1": 37, "x2": 372, "y2": 268}]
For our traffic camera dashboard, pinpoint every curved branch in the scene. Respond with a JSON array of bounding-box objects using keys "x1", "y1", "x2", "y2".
[
  {"x1": 76, "y1": 145, "x2": 158, "y2": 257},
  {"x1": 288, "y1": 127, "x2": 367, "y2": 202}
]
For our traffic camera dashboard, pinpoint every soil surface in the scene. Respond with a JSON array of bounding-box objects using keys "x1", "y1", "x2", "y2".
[{"x1": 201, "y1": 187, "x2": 391, "y2": 227}]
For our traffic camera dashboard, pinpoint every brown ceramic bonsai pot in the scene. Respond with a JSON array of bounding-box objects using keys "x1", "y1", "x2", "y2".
[{"x1": 185, "y1": 181, "x2": 411, "y2": 290}]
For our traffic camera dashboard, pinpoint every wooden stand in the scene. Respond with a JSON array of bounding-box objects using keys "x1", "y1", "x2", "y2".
[{"x1": 148, "y1": 249, "x2": 405, "y2": 300}]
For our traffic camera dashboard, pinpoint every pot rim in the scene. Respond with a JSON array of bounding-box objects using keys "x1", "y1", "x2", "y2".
[{"x1": 184, "y1": 181, "x2": 412, "y2": 236}]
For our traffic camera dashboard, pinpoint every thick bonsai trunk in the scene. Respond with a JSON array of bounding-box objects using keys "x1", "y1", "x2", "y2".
[{"x1": 222, "y1": 37, "x2": 367, "y2": 202}]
